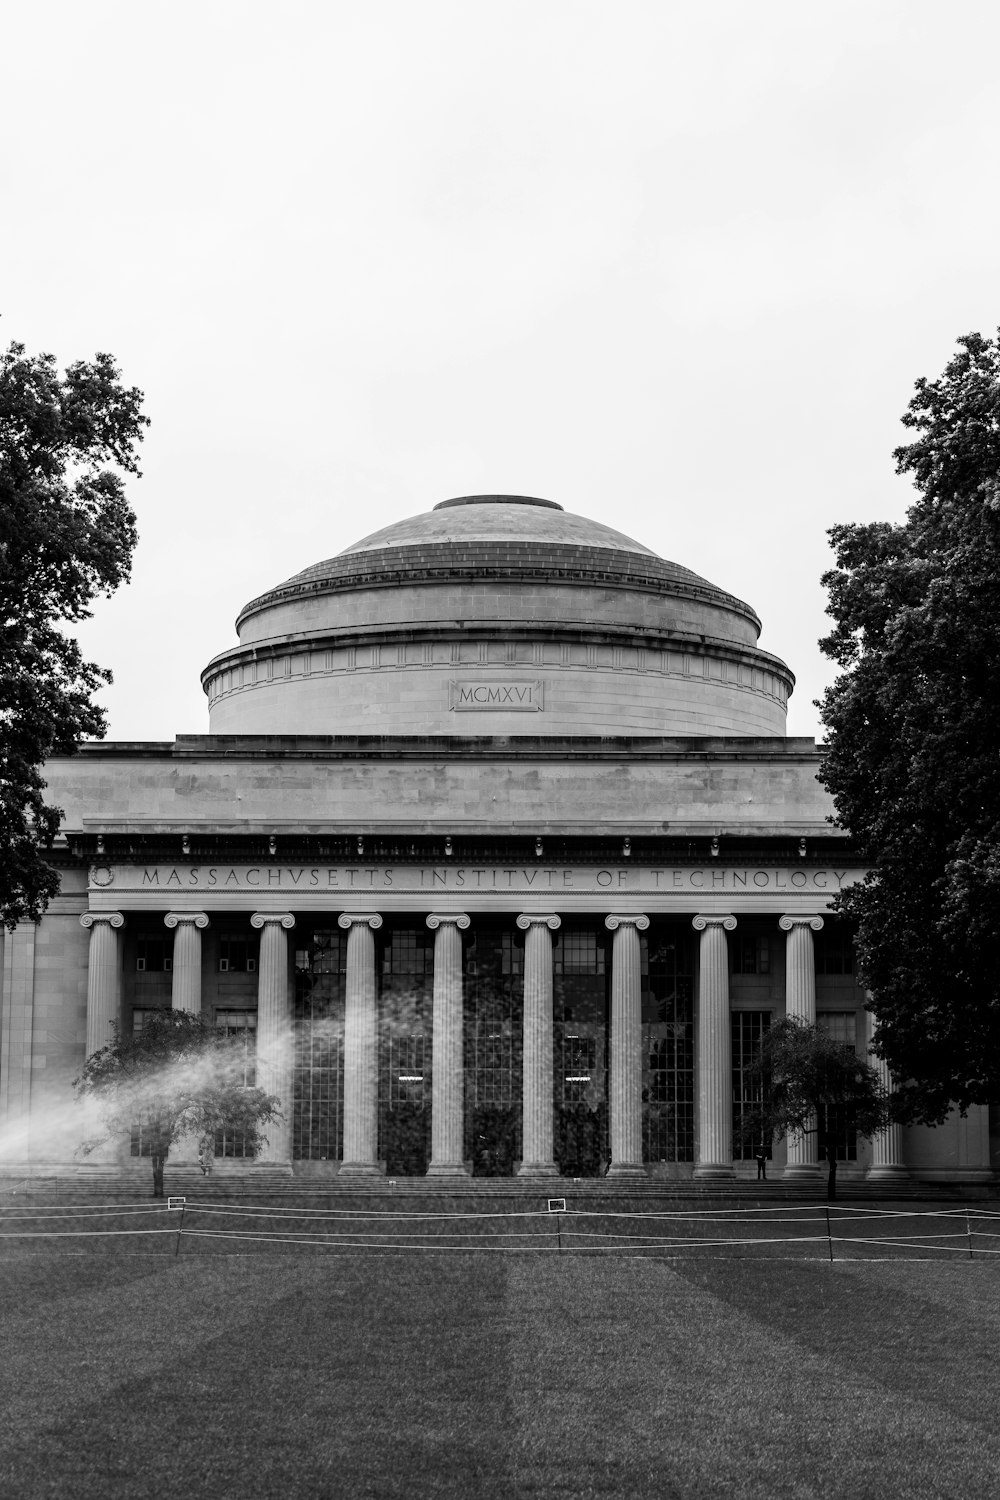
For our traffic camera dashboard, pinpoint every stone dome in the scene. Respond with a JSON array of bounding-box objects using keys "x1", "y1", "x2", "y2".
[{"x1": 202, "y1": 495, "x2": 793, "y2": 737}]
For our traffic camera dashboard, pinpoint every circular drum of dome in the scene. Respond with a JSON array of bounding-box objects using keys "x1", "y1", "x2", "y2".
[{"x1": 201, "y1": 495, "x2": 794, "y2": 737}]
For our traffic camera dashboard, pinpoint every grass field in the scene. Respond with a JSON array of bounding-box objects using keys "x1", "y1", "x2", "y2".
[{"x1": 2, "y1": 1226, "x2": 1000, "y2": 1499}]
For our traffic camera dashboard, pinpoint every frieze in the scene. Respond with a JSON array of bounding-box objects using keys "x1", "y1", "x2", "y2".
[{"x1": 90, "y1": 863, "x2": 862, "y2": 894}]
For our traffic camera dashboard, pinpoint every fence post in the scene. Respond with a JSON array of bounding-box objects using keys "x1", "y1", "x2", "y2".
[
  {"x1": 825, "y1": 1205, "x2": 834, "y2": 1262},
  {"x1": 966, "y1": 1209, "x2": 974, "y2": 1262}
]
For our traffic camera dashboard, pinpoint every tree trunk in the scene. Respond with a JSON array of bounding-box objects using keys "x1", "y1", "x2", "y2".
[
  {"x1": 826, "y1": 1152, "x2": 838, "y2": 1202},
  {"x1": 152, "y1": 1154, "x2": 165, "y2": 1199}
]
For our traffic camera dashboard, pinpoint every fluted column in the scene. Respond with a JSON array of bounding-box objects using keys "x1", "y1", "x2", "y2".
[
  {"x1": 164, "y1": 913, "x2": 209, "y2": 1013},
  {"x1": 79, "y1": 912, "x2": 126, "y2": 1171},
  {"x1": 426, "y1": 913, "x2": 471, "y2": 1176},
  {"x1": 81, "y1": 912, "x2": 125, "y2": 1055},
  {"x1": 250, "y1": 912, "x2": 295, "y2": 1170},
  {"x1": 693, "y1": 914, "x2": 736, "y2": 1180},
  {"x1": 338, "y1": 913, "x2": 383, "y2": 1175},
  {"x1": 866, "y1": 1008, "x2": 908, "y2": 1181},
  {"x1": 605, "y1": 914, "x2": 649, "y2": 1179},
  {"x1": 516, "y1": 913, "x2": 560, "y2": 1177},
  {"x1": 779, "y1": 914, "x2": 824, "y2": 1178}
]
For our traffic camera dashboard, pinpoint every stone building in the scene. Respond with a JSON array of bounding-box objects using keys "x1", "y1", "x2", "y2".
[{"x1": 0, "y1": 494, "x2": 992, "y2": 1186}]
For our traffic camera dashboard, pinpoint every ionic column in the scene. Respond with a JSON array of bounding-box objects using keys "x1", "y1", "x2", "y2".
[
  {"x1": 250, "y1": 912, "x2": 295, "y2": 1170},
  {"x1": 81, "y1": 912, "x2": 125, "y2": 1055},
  {"x1": 79, "y1": 912, "x2": 125, "y2": 1171},
  {"x1": 693, "y1": 914, "x2": 736, "y2": 1180},
  {"x1": 865, "y1": 1008, "x2": 908, "y2": 1181},
  {"x1": 516, "y1": 913, "x2": 560, "y2": 1177},
  {"x1": 164, "y1": 913, "x2": 209, "y2": 1013},
  {"x1": 605, "y1": 914, "x2": 649, "y2": 1179},
  {"x1": 779, "y1": 914, "x2": 824, "y2": 1177},
  {"x1": 426, "y1": 913, "x2": 471, "y2": 1177},
  {"x1": 338, "y1": 913, "x2": 383, "y2": 1175}
]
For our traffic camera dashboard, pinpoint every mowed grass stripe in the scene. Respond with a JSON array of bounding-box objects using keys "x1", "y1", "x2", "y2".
[
  {"x1": 674, "y1": 1258, "x2": 1000, "y2": 1438},
  {"x1": 499, "y1": 1258, "x2": 1000, "y2": 1499},
  {"x1": 3, "y1": 1249, "x2": 1000, "y2": 1498},
  {"x1": 0, "y1": 1253, "x2": 514, "y2": 1500}
]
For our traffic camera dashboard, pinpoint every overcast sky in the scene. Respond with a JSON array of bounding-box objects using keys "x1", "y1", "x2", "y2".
[{"x1": 3, "y1": 1, "x2": 999, "y2": 744}]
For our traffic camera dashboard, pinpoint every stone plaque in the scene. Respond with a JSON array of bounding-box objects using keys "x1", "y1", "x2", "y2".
[{"x1": 449, "y1": 679, "x2": 543, "y2": 712}]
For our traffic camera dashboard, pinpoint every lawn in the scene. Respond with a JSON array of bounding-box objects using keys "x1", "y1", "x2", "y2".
[{"x1": 1, "y1": 1227, "x2": 999, "y2": 1499}]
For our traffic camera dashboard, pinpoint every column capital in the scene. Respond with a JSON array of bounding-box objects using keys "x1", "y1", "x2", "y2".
[
  {"x1": 605, "y1": 914, "x2": 649, "y2": 932},
  {"x1": 81, "y1": 911, "x2": 125, "y2": 931},
  {"x1": 692, "y1": 914, "x2": 737, "y2": 932},
  {"x1": 337, "y1": 912, "x2": 382, "y2": 931},
  {"x1": 251, "y1": 912, "x2": 296, "y2": 931},
  {"x1": 778, "y1": 914, "x2": 824, "y2": 932},
  {"x1": 426, "y1": 913, "x2": 470, "y2": 931},
  {"x1": 516, "y1": 913, "x2": 561, "y2": 930},
  {"x1": 164, "y1": 911, "x2": 209, "y2": 931}
]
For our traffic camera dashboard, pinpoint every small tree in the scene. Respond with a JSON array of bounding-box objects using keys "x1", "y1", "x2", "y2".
[
  {"x1": 75, "y1": 1010, "x2": 281, "y2": 1198},
  {"x1": 743, "y1": 1018, "x2": 891, "y2": 1200}
]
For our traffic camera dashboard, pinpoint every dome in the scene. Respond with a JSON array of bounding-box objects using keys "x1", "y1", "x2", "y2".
[
  {"x1": 337, "y1": 494, "x2": 658, "y2": 558},
  {"x1": 202, "y1": 495, "x2": 793, "y2": 737}
]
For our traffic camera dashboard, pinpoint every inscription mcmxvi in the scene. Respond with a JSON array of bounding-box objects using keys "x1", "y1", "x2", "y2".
[{"x1": 449, "y1": 680, "x2": 543, "y2": 711}]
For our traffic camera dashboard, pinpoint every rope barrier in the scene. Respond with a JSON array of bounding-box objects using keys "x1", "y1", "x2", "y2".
[{"x1": 0, "y1": 1200, "x2": 995, "y2": 1256}]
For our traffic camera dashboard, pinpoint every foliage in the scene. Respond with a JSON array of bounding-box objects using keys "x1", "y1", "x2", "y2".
[
  {"x1": 0, "y1": 339, "x2": 148, "y2": 928},
  {"x1": 74, "y1": 1009, "x2": 281, "y2": 1196},
  {"x1": 818, "y1": 330, "x2": 1000, "y2": 1123},
  {"x1": 744, "y1": 1018, "x2": 890, "y2": 1196}
]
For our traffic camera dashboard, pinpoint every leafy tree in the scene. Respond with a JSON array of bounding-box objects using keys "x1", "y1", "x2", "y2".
[
  {"x1": 75, "y1": 1009, "x2": 282, "y2": 1198},
  {"x1": 0, "y1": 340, "x2": 148, "y2": 929},
  {"x1": 743, "y1": 1018, "x2": 890, "y2": 1200},
  {"x1": 818, "y1": 330, "x2": 1000, "y2": 1123}
]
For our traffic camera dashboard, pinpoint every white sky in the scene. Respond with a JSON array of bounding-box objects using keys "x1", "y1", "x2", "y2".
[{"x1": 3, "y1": 1, "x2": 999, "y2": 744}]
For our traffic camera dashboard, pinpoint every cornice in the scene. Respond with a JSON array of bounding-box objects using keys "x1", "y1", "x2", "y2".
[{"x1": 234, "y1": 543, "x2": 763, "y2": 635}]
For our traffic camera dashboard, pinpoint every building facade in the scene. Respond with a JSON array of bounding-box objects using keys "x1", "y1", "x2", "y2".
[{"x1": 0, "y1": 495, "x2": 992, "y2": 1186}]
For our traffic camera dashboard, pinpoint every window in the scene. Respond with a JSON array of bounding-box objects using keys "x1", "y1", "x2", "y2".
[
  {"x1": 131, "y1": 1006, "x2": 167, "y2": 1034},
  {"x1": 499, "y1": 930, "x2": 523, "y2": 977},
  {"x1": 382, "y1": 927, "x2": 432, "y2": 977},
  {"x1": 215, "y1": 1011, "x2": 258, "y2": 1157},
  {"x1": 386, "y1": 1034, "x2": 426, "y2": 1105},
  {"x1": 642, "y1": 930, "x2": 695, "y2": 1162},
  {"x1": 732, "y1": 1011, "x2": 771, "y2": 1160},
  {"x1": 293, "y1": 931, "x2": 346, "y2": 1161},
  {"x1": 129, "y1": 1008, "x2": 169, "y2": 1156},
  {"x1": 554, "y1": 930, "x2": 605, "y2": 976},
  {"x1": 732, "y1": 936, "x2": 770, "y2": 976},
  {"x1": 817, "y1": 1011, "x2": 859, "y2": 1160},
  {"x1": 218, "y1": 933, "x2": 257, "y2": 973},
  {"x1": 561, "y1": 1034, "x2": 597, "y2": 1105},
  {"x1": 815, "y1": 926, "x2": 855, "y2": 976},
  {"x1": 379, "y1": 926, "x2": 432, "y2": 1174},
  {"x1": 136, "y1": 935, "x2": 171, "y2": 973}
]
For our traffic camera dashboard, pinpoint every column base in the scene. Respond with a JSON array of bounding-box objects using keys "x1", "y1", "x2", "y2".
[
  {"x1": 338, "y1": 1161, "x2": 382, "y2": 1177},
  {"x1": 692, "y1": 1164, "x2": 735, "y2": 1182},
  {"x1": 866, "y1": 1165, "x2": 910, "y2": 1183},
  {"x1": 516, "y1": 1161, "x2": 559, "y2": 1178},
  {"x1": 247, "y1": 1159, "x2": 294, "y2": 1176},
  {"x1": 606, "y1": 1162, "x2": 648, "y2": 1180},
  {"x1": 426, "y1": 1162, "x2": 471, "y2": 1178},
  {"x1": 782, "y1": 1163, "x2": 823, "y2": 1181}
]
